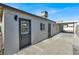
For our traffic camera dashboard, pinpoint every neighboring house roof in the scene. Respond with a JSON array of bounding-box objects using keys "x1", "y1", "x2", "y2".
[
  {"x1": 56, "y1": 21, "x2": 77, "y2": 24},
  {"x1": 0, "y1": 3, "x2": 55, "y2": 23}
]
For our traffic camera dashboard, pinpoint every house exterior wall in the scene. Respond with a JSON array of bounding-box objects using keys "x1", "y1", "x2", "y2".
[
  {"x1": 31, "y1": 19, "x2": 48, "y2": 44},
  {"x1": 74, "y1": 22, "x2": 79, "y2": 48},
  {"x1": 75, "y1": 22, "x2": 79, "y2": 37},
  {"x1": 3, "y1": 8, "x2": 59, "y2": 55},
  {"x1": 3, "y1": 9, "x2": 19, "y2": 55},
  {"x1": 52, "y1": 23, "x2": 61, "y2": 35}
]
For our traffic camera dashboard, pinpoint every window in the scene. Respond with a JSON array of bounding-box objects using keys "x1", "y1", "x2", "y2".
[
  {"x1": 40, "y1": 23, "x2": 45, "y2": 31},
  {"x1": 21, "y1": 20, "x2": 29, "y2": 34},
  {"x1": 43, "y1": 24, "x2": 45, "y2": 30},
  {"x1": 40, "y1": 23, "x2": 42, "y2": 30}
]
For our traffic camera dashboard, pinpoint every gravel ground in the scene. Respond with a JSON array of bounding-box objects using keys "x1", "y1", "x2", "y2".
[{"x1": 15, "y1": 33, "x2": 75, "y2": 55}]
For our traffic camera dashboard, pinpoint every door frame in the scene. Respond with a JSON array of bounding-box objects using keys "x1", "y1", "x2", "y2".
[
  {"x1": 48, "y1": 23, "x2": 51, "y2": 38},
  {"x1": 19, "y1": 18, "x2": 31, "y2": 49}
]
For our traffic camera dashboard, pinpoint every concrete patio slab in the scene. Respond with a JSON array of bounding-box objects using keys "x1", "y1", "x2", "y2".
[{"x1": 15, "y1": 33, "x2": 74, "y2": 55}]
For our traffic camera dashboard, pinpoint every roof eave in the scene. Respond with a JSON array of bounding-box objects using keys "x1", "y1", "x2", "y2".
[{"x1": 0, "y1": 3, "x2": 55, "y2": 22}]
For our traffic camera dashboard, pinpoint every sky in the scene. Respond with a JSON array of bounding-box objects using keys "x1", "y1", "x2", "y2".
[{"x1": 4, "y1": 3, "x2": 79, "y2": 21}]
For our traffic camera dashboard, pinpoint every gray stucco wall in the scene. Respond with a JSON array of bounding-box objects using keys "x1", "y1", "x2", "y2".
[
  {"x1": 4, "y1": 10, "x2": 19, "y2": 55},
  {"x1": 3, "y1": 8, "x2": 60, "y2": 55}
]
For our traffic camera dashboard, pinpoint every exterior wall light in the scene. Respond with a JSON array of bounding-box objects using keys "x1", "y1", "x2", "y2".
[{"x1": 14, "y1": 15, "x2": 18, "y2": 21}]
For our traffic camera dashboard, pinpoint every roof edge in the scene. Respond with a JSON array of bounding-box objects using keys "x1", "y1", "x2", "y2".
[{"x1": 0, "y1": 3, "x2": 55, "y2": 22}]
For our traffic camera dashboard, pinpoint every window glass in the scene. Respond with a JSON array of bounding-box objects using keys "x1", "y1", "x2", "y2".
[
  {"x1": 21, "y1": 20, "x2": 29, "y2": 34},
  {"x1": 40, "y1": 23, "x2": 45, "y2": 31},
  {"x1": 43, "y1": 24, "x2": 45, "y2": 30},
  {"x1": 40, "y1": 23, "x2": 42, "y2": 30}
]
